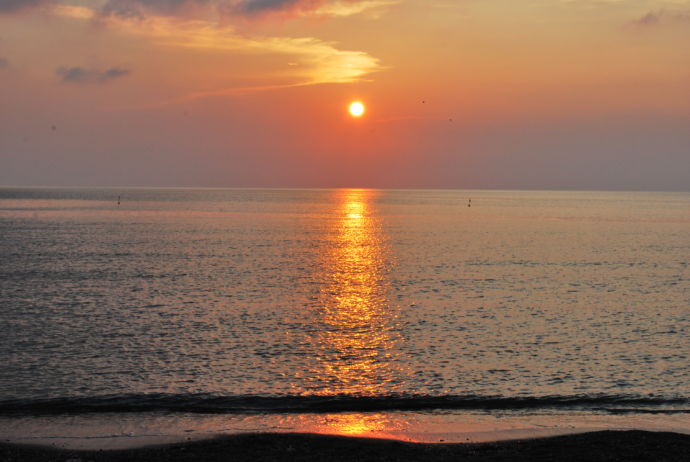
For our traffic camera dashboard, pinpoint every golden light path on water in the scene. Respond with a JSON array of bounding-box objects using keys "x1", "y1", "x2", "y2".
[
  {"x1": 322, "y1": 190, "x2": 404, "y2": 392},
  {"x1": 293, "y1": 189, "x2": 408, "y2": 437}
]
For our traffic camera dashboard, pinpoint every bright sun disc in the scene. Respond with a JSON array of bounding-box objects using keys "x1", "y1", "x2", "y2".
[{"x1": 349, "y1": 101, "x2": 365, "y2": 117}]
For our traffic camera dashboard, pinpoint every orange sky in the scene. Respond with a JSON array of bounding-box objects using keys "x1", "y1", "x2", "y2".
[{"x1": 1, "y1": 0, "x2": 689, "y2": 189}]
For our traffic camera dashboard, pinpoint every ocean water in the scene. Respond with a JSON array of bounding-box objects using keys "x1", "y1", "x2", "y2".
[{"x1": 0, "y1": 188, "x2": 688, "y2": 424}]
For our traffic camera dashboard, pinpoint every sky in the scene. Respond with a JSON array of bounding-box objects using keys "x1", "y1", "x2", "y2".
[{"x1": 0, "y1": 0, "x2": 689, "y2": 190}]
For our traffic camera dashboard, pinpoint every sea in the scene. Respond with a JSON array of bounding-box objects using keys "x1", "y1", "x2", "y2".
[{"x1": 0, "y1": 187, "x2": 688, "y2": 446}]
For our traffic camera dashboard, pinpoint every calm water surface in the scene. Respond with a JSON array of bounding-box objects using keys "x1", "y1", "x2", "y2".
[{"x1": 0, "y1": 188, "x2": 688, "y2": 415}]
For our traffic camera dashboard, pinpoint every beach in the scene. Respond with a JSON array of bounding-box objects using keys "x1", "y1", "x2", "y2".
[{"x1": 3, "y1": 431, "x2": 690, "y2": 462}]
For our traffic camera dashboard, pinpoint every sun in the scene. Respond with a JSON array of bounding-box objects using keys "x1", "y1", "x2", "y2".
[{"x1": 349, "y1": 101, "x2": 365, "y2": 118}]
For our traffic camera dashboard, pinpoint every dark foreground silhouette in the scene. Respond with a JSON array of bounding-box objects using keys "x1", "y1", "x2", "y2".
[{"x1": 2, "y1": 430, "x2": 689, "y2": 462}]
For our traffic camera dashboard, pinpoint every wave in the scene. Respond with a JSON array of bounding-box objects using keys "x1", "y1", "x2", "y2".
[{"x1": 0, "y1": 394, "x2": 687, "y2": 416}]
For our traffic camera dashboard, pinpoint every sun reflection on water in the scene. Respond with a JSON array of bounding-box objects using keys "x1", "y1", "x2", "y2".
[
  {"x1": 281, "y1": 412, "x2": 410, "y2": 440},
  {"x1": 302, "y1": 189, "x2": 404, "y2": 397}
]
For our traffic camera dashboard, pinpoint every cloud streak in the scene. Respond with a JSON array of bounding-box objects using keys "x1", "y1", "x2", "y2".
[
  {"x1": 56, "y1": 66, "x2": 131, "y2": 84},
  {"x1": 95, "y1": 0, "x2": 395, "y2": 20},
  {"x1": 0, "y1": 0, "x2": 52, "y2": 13},
  {"x1": 630, "y1": 9, "x2": 690, "y2": 28},
  {"x1": 227, "y1": 0, "x2": 316, "y2": 17},
  {"x1": 99, "y1": 0, "x2": 210, "y2": 19},
  {"x1": 224, "y1": 0, "x2": 397, "y2": 19},
  {"x1": 3, "y1": 0, "x2": 395, "y2": 21},
  {"x1": 51, "y1": 3, "x2": 383, "y2": 97},
  {"x1": 97, "y1": 14, "x2": 382, "y2": 87}
]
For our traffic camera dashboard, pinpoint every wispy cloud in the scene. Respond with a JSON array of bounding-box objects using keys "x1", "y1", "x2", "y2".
[
  {"x1": 630, "y1": 9, "x2": 690, "y2": 28},
  {"x1": 2, "y1": 0, "x2": 394, "y2": 20},
  {"x1": 225, "y1": 0, "x2": 329, "y2": 18},
  {"x1": 95, "y1": 0, "x2": 396, "y2": 20},
  {"x1": 99, "y1": 0, "x2": 210, "y2": 19},
  {"x1": 0, "y1": 0, "x2": 51, "y2": 14},
  {"x1": 224, "y1": 0, "x2": 398, "y2": 19},
  {"x1": 52, "y1": 4, "x2": 95, "y2": 19},
  {"x1": 51, "y1": 3, "x2": 383, "y2": 97},
  {"x1": 56, "y1": 66, "x2": 131, "y2": 84},
  {"x1": 311, "y1": 1, "x2": 396, "y2": 18},
  {"x1": 98, "y1": 14, "x2": 382, "y2": 86},
  {"x1": 632, "y1": 11, "x2": 659, "y2": 27}
]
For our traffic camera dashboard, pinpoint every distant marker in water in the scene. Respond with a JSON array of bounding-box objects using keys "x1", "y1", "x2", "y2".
[
  {"x1": 117, "y1": 195, "x2": 121, "y2": 206},
  {"x1": 468, "y1": 198, "x2": 471, "y2": 208}
]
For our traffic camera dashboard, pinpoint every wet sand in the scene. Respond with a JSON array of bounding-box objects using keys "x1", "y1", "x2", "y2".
[{"x1": 2, "y1": 430, "x2": 689, "y2": 461}]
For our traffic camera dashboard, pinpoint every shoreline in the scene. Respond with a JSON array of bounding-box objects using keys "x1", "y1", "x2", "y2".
[
  {"x1": 2, "y1": 409, "x2": 689, "y2": 450},
  {"x1": 2, "y1": 430, "x2": 690, "y2": 461},
  {"x1": 3, "y1": 408, "x2": 689, "y2": 450}
]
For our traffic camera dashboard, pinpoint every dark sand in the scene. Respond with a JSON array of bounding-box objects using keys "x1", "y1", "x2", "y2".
[{"x1": 2, "y1": 430, "x2": 689, "y2": 461}]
